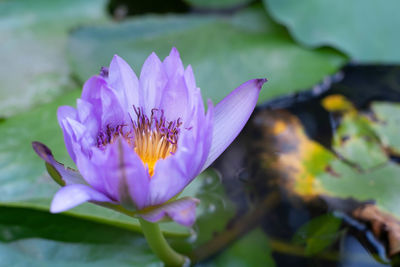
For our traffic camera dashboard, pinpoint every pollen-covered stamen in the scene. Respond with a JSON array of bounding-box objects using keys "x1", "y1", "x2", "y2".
[
  {"x1": 96, "y1": 124, "x2": 133, "y2": 149},
  {"x1": 95, "y1": 106, "x2": 183, "y2": 177},
  {"x1": 132, "y1": 106, "x2": 182, "y2": 176}
]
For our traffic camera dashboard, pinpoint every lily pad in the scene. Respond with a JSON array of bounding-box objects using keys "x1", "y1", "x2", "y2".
[
  {"x1": 0, "y1": 206, "x2": 273, "y2": 266},
  {"x1": 0, "y1": 90, "x2": 235, "y2": 237},
  {"x1": 370, "y1": 102, "x2": 400, "y2": 156},
  {"x1": 293, "y1": 213, "x2": 342, "y2": 256},
  {"x1": 0, "y1": 0, "x2": 109, "y2": 117},
  {"x1": 322, "y1": 95, "x2": 387, "y2": 170},
  {"x1": 0, "y1": 207, "x2": 161, "y2": 267},
  {"x1": 263, "y1": 0, "x2": 400, "y2": 63},
  {"x1": 67, "y1": 7, "x2": 347, "y2": 106},
  {"x1": 205, "y1": 228, "x2": 276, "y2": 267},
  {"x1": 251, "y1": 106, "x2": 400, "y2": 218}
]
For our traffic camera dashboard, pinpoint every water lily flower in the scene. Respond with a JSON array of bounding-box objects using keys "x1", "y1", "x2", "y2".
[{"x1": 33, "y1": 48, "x2": 266, "y2": 227}]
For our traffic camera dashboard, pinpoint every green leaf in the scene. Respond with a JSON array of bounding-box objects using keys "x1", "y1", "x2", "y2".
[
  {"x1": 67, "y1": 6, "x2": 347, "y2": 106},
  {"x1": 263, "y1": 0, "x2": 400, "y2": 63},
  {"x1": 204, "y1": 228, "x2": 276, "y2": 267},
  {"x1": 370, "y1": 102, "x2": 400, "y2": 156},
  {"x1": 293, "y1": 214, "x2": 342, "y2": 256},
  {"x1": 318, "y1": 100, "x2": 400, "y2": 218},
  {"x1": 318, "y1": 159, "x2": 400, "y2": 219},
  {"x1": 332, "y1": 113, "x2": 387, "y2": 170},
  {"x1": 0, "y1": 207, "x2": 161, "y2": 266},
  {"x1": 0, "y1": 207, "x2": 273, "y2": 266},
  {"x1": 333, "y1": 136, "x2": 387, "y2": 170},
  {"x1": 0, "y1": 0, "x2": 109, "y2": 117}
]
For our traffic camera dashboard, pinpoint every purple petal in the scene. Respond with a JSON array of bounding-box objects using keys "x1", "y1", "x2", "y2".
[
  {"x1": 184, "y1": 65, "x2": 198, "y2": 96},
  {"x1": 58, "y1": 115, "x2": 93, "y2": 163},
  {"x1": 74, "y1": 148, "x2": 109, "y2": 195},
  {"x1": 61, "y1": 117, "x2": 95, "y2": 156},
  {"x1": 182, "y1": 88, "x2": 203, "y2": 128},
  {"x1": 193, "y1": 99, "x2": 214, "y2": 176},
  {"x1": 163, "y1": 47, "x2": 184, "y2": 78},
  {"x1": 160, "y1": 48, "x2": 191, "y2": 121},
  {"x1": 182, "y1": 98, "x2": 214, "y2": 179},
  {"x1": 114, "y1": 139, "x2": 150, "y2": 210},
  {"x1": 57, "y1": 105, "x2": 78, "y2": 122},
  {"x1": 80, "y1": 76, "x2": 127, "y2": 127},
  {"x1": 160, "y1": 74, "x2": 189, "y2": 121},
  {"x1": 139, "y1": 197, "x2": 199, "y2": 227},
  {"x1": 81, "y1": 76, "x2": 107, "y2": 105},
  {"x1": 99, "y1": 85, "x2": 127, "y2": 127},
  {"x1": 87, "y1": 139, "x2": 150, "y2": 210},
  {"x1": 76, "y1": 99, "x2": 99, "y2": 141},
  {"x1": 202, "y1": 78, "x2": 267, "y2": 171},
  {"x1": 148, "y1": 155, "x2": 188, "y2": 206},
  {"x1": 149, "y1": 100, "x2": 213, "y2": 205},
  {"x1": 50, "y1": 184, "x2": 113, "y2": 213},
  {"x1": 32, "y1": 142, "x2": 85, "y2": 186},
  {"x1": 57, "y1": 106, "x2": 78, "y2": 162},
  {"x1": 139, "y1": 52, "x2": 168, "y2": 115},
  {"x1": 108, "y1": 55, "x2": 140, "y2": 109},
  {"x1": 76, "y1": 99, "x2": 92, "y2": 124}
]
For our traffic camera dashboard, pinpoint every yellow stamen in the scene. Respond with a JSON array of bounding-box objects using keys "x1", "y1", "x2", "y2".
[
  {"x1": 133, "y1": 126, "x2": 177, "y2": 176},
  {"x1": 96, "y1": 107, "x2": 182, "y2": 177}
]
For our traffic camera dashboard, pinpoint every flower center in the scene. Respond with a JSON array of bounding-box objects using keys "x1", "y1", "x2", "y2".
[
  {"x1": 132, "y1": 106, "x2": 182, "y2": 176},
  {"x1": 96, "y1": 106, "x2": 182, "y2": 176}
]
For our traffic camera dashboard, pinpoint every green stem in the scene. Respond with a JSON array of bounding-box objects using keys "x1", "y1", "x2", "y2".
[{"x1": 139, "y1": 218, "x2": 187, "y2": 267}]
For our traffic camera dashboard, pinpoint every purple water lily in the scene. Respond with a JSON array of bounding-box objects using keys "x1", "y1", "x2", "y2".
[{"x1": 33, "y1": 48, "x2": 266, "y2": 227}]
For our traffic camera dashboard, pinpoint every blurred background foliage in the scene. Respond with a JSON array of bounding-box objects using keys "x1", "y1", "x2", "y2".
[{"x1": 1, "y1": 0, "x2": 400, "y2": 266}]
